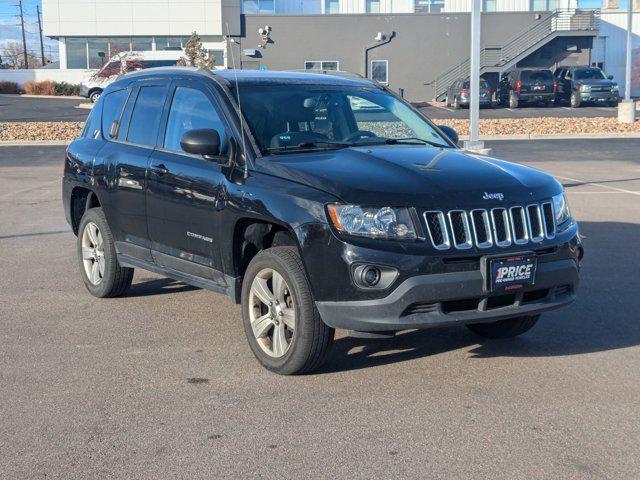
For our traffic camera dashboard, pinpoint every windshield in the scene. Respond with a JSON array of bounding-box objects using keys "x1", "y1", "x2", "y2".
[
  {"x1": 574, "y1": 68, "x2": 607, "y2": 80},
  {"x1": 232, "y1": 84, "x2": 451, "y2": 154}
]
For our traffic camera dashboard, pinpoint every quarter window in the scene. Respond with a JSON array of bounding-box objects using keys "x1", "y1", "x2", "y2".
[
  {"x1": 164, "y1": 87, "x2": 226, "y2": 154},
  {"x1": 126, "y1": 86, "x2": 166, "y2": 146},
  {"x1": 101, "y1": 88, "x2": 129, "y2": 139}
]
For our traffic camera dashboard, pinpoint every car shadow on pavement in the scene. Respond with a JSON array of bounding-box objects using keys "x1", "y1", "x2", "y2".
[
  {"x1": 318, "y1": 221, "x2": 640, "y2": 374},
  {"x1": 126, "y1": 277, "x2": 200, "y2": 298}
]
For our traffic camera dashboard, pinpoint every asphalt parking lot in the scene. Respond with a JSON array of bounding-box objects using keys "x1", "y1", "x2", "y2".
[
  {"x1": 0, "y1": 94, "x2": 90, "y2": 122},
  {"x1": 1, "y1": 139, "x2": 639, "y2": 479}
]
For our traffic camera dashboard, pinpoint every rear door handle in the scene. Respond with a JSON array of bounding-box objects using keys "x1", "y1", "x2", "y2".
[{"x1": 152, "y1": 163, "x2": 169, "y2": 175}]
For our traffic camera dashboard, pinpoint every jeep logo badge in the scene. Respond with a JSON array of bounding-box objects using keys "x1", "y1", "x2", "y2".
[{"x1": 482, "y1": 192, "x2": 504, "y2": 201}]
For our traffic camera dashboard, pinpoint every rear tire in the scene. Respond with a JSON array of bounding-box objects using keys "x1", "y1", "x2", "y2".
[
  {"x1": 89, "y1": 89, "x2": 102, "y2": 103},
  {"x1": 545, "y1": 99, "x2": 555, "y2": 107},
  {"x1": 466, "y1": 314, "x2": 540, "y2": 339},
  {"x1": 241, "y1": 247, "x2": 334, "y2": 375},
  {"x1": 77, "y1": 207, "x2": 133, "y2": 298},
  {"x1": 508, "y1": 91, "x2": 519, "y2": 108}
]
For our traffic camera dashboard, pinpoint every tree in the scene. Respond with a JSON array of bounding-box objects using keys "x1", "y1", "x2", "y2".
[
  {"x1": 176, "y1": 32, "x2": 216, "y2": 69},
  {"x1": 90, "y1": 51, "x2": 144, "y2": 80},
  {"x1": 0, "y1": 41, "x2": 47, "y2": 69}
]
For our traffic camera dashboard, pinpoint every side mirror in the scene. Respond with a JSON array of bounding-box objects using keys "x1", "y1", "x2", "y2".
[
  {"x1": 180, "y1": 129, "x2": 221, "y2": 159},
  {"x1": 437, "y1": 125, "x2": 459, "y2": 146},
  {"x1": 607, "y1": 74, "x2": 614, "y2": 80}
]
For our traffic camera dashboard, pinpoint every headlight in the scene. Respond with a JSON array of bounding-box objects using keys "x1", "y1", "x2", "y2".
[
  {"x1": 579, "y1": 85, "x2": 591, "y2": 92},
  {"x1": 552, "y1": 193, "x2": 571, "y2": 226},
  {"x1": 327, "y1": 204, "x2": 417, "y2": 240},
  {"x1": 612, "y1": 84, "x2": 619, "y2": 91}
]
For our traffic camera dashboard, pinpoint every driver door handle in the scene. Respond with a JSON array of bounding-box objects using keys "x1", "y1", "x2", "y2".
[{"x1": 151, "y1": 163, "x2": 169, "y2": 175}]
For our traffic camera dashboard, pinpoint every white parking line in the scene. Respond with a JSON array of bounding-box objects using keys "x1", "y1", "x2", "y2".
[
  {"x1": 556, "y1": 174, "x2": 640, "y2": 197},
  {"x1": 561, "y1": 107, "x2": 572, "y2": 111},
  {"x1": 433, "y1": 105, "x2": 454, "y2": 112}
]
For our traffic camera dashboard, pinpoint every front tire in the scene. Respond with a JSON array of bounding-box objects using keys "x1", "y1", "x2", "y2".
[
  {"x1": 241, "y1": 247, "x2": 333, "y2": 375},
  {"x1": 466, "y1": 314, "x2": 539, "y2": 339},
  {"x1": 77, "y1": 207, "x2": 133, "y2": 298},
  {"x1": 570, "y1": 92, "x2": 581, "y2": 108},
  {"x1": 509, "y1": 91, "x2": 519, "y2": 108}
]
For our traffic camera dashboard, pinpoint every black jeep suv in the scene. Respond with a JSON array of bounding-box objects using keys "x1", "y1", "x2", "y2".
[
  {"x1": 554, "y1": 66, "x2": 619, "y2": 108},
  {"x1": 63, "y1": 68, "x2": 582, "y2": 374}
]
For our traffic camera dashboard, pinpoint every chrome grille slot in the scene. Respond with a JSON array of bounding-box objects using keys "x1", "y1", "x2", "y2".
[
  {"x1": 509, "y1": 206, "x2": 529, "y2": 245},
  {"x1": 527, "y1": 204, "x2": 544, "y2": 242},
  {"x1": 541, "y1": 202, "x2": 555, "y2": 239},
  {"x1": 424, "y1": 211, "x2": 450, "y2": 250},
  {"x1": 470, "y1": 209, "x2": 492, "y2": 248},
  {"x1": 491, "y1": 208, "x2": 512, "y2": 247},
  {"x1": 422, "y1": 200, "x2": 554, "y2": 251},
  {"x1": 448, "y1": 210, "x2": 473, "y2": 249}
]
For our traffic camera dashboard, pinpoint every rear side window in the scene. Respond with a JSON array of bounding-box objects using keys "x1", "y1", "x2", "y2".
[
  {"x1": 521, "y1": 70, "x2": 553, "y2": 83},
  {"x1": 164, "y1": 87, "x2": 227, "y2": 153},
  {"x1": 126, "y1": 86, "x2": 166, "y2": 146},
  {"x1": 101, "y1": 89, "x2": 128, "y2": 139}
]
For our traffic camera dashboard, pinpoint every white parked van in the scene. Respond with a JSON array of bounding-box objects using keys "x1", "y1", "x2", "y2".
[{"x1": 80, "y1": 50, "x2": 183, "y2": 103}]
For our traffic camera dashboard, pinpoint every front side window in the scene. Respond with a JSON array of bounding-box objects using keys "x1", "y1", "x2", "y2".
[
  {"x1": 101, "y1": 88, "x2": 129, "y2": 139},
  {"x1": 164, "y1": 87, "x2": 227, "y2": 153},
  {"x1": 126, "y1": 86, "x2": 166, "y2": 146},
  {"x1": 574, "y1": 68, "x2": 607, "y2": 80},
  {"x1": 233, "y1": 84, "x2": 451, "y2": 154},
  {"x1": 371, "y1": 60, "x2": 388, "y2": 84}
]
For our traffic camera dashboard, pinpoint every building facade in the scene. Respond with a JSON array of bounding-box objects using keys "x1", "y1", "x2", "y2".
[{"x1": 41, "y1": 0, "x2": 637, "y2": 100}]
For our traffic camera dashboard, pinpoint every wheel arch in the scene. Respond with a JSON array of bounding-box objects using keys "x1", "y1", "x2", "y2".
[{"x1": 70, "y1": 186, "x2": 102, "y2": 235}]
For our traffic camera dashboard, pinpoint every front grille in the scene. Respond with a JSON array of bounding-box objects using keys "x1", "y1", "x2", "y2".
[{"x1": 423, "y1": 200, "x2": 555, "y2": 251}]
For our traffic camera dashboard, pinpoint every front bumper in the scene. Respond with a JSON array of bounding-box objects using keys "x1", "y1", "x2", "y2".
[
  {"x1": 316, "y1": 257, "x2": 579, "y2": 332},
  {"x1": 579, "y1": 91, "x2": 619, "y2": 102}
]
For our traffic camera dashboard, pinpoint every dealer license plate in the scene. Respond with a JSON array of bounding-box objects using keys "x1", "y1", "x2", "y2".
[{"x1": 487, "y1": 255, "x2": 537, "y2": 293}]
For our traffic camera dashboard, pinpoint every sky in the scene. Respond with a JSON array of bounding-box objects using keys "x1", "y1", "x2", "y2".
[{"x1": 0, "y1": 0, "x2": 60, "y2": 62}]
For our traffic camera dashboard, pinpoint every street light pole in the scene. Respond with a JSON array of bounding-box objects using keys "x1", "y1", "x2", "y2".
[
  {"x1": 465, "y1": 0, "x2": 486, "y2": 152},
  {"x1": 618, "y1": 0, "x2": 636, "y2": 123}
]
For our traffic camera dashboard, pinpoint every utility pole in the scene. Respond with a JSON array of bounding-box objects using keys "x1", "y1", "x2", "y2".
[
  {"x1": 37, "y1": 5, "x2": 46, "y2": 66},
  {"x1": 618, "y1": 0, "x2": 636, "y2": 123},
  {"x1": 18, "y1": 0, "x2": 29, "y2": 69}
]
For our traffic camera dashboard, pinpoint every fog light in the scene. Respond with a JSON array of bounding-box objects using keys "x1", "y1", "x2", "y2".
[{"x1": 361, "y1": 266, "x2": 381, "y2": 287}]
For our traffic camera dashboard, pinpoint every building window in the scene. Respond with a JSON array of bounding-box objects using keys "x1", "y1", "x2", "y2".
[
  {"x1": 530, "y1": 0, "x2": 559, "y2": 10},
  {"x1": 131, "y1": 37, "x2": 153, "y2": 51},
  {"x1": 414, "y1": 0, "x2": 444, "y2": 12},
  {"x1": 87, "y1": 38, "x2": 109, "y2": 69},
  {"x1": 155, "y1": 37, "x2": 186, "y2": 51},
  {"x1": 304, "y1": 60, "x2": 339, "y2": 71},
  {"x1": 371, "y1": 60, "x2": 388, "y2": 84},
  {"x1": 66, "y1": 38, "x2": 88, "y2": 69},
  {"x1": 325, "y1": 0, "x2": 340, "y2": 13},
  {"x1": 242, "y1": 0, "x2": 275, "y2": 13},
  {"x1": 208, "y1": 50, "x2": 225, "y2": 67},
  {"x1": 482, "y1": 0, "x2": 497, "y2": 11},
  {"x1": 366, "y1": 0, "x2": 381, "y2": 12}
]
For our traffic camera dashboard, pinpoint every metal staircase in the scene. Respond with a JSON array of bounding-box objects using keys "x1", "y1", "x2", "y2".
[{"x1": 428, "y1": 9, "x2": 600, "y2": 101}]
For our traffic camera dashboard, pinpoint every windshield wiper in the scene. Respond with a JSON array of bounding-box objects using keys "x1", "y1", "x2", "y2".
[
  {"x1": 384, "y1": 137, "x2": 447, "y2": 147},
  {"x1": 263, "y1": 141, "x2": 350, "y2": 154}
]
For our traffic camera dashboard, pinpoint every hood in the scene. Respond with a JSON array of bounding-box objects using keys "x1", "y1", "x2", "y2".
[
  {"x1": 255, "y1": 145, "x2": 562, "y2": 208},
  {"x1": 577, "y1": 78, "x2": 615, "y2": 87}
]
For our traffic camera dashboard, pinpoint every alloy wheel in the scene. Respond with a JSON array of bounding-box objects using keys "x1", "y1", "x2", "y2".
[
  {"x1": 248, "y1": 268, "x2": 296, "y2": 358},
  {"x1": 81, "y1": 221, "x2": 105, "y2": 285}
]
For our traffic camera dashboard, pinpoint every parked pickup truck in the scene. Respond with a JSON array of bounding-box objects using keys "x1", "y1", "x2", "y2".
[
  {"x1": 63, "y1": 67, "x2": 582, "y2": 374},
  {"x1": 553, "y1": 66, "x2": 619, "y2": 108}
]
